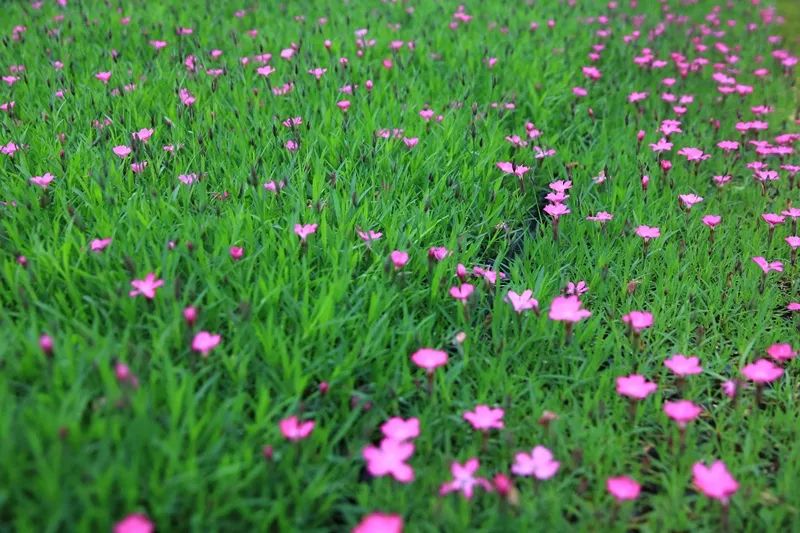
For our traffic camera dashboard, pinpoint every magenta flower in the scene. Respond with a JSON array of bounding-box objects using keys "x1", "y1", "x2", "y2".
[
  {"x1": 389, "y1": 250, "x2": 409, "y2": 270},
  {"x1": 229, "y1": 246, "x2": 244, "y2": 261},
  {"x1": 766, "y1": 343, "x2": 796, "y2": 362},
  {"x1": 548, "y1": 295, "x2": 591, "y2": 323},
  {"x1": 722, "y1": 380, "x2": 737, "y2": 398},
  {"x1": 511, "y1": 446, "x2": 560, "y2": 479},
  {"x1": 95, "y1": 71, "x2": 112, "y2": 84},
  {"x1": 39, "y1": 334, "x2": 54, "y2": 356},
  {"x1": 114, "y1": 514, "x2": 153, "y2": 533},
  {"x1": 178, "y1": 174, "x2": 198, "y2": 185},
  {"x1": 506, "y1": 290, "x2": 539, "y2": 314},
  {"x1": 115, "y1": 362, "x2": 139, "y2": 388},
  {"x1": 752, "y1": 257, "x2": 783, "y2": 273},
  {"x1": 90, "y1": 238, "x2": 112, "y2": 252},
  {"x1": 692, "y1": 461, "x2": 739, "y2": 505},
  {"x1": 586, "y1": 211, "x2": 613, "y2": 223},
  {"x1": 496, "y1": 161, "x2": 530, "y2": 177},
  {"x1": 566, "y1": 281, "x2": 588, "y2": 296},
  {"x1": 294, "y1": 223, "x2": 318, "y2": 242},
  {"x1": 702, "y1": 215, "x2": 721, "y2": 229},
  {"x1": 606, "y1": 476, "x2": 641, "y2": 502},
  {"x1": 664, "y1": 354, "x2": 702, "y2": 377},
  {"x1": 761, "y1": 213, "x2": 785, "y2": 228},
  {"x1": 352, "y1": 513, "x2": 403, "y2": 533},
  {"x1": 362, "y1": 438, "x2": 415, "y2": 483},
  {"x1": 30, "y1": 173, "x2": 55, "y2": 188},
  {"x1": 133, "y1": 128, "x2": 154, "y2": 142},
  {"x1": 381, "y1": 417, "x2": 420, "y2": 442},
  {"x1": 337, "y1": 100, "x2": 351, "y2": 112},
  {"x1": 357, "y1": 229, "x2": 382, "y2": 243},
  {"x1": 635, "y1": 225, "x2": 660, "y2": 241},
  {"x1": 192, "y1": 331, "x2": 221, "y2": 356},
  {"x1": 450, "y1": 283, "x2": 474, "y2": 302},
  {"x1": 280, "y1": 416, "x2": 315, "y2": 441},
  {"x1": 463, "y1": 405, "x2": 504, "y2": 431},
  {"x1": 616, "y1": 374, "x2": 657, "y2": 400},
  {"x1": 741, "y1": 359, "x2": 783, "y2": 383},
  {"x1": 428, "y1": 246, "x2": 449, "y2": 262},
  {"x1": 622, "y1": 311, "x2": 653, "y2": 333},
  {"x1": 410, "y1": 348, "x2": 447, "y2": 373},
  {"x1": 663, "y1": 400, "x2": 702, "y2": 427},
  {"x1": 439, "y1": 458, "x2": 492, "y2": 499},
  {"x1": 129, "y1": 273, "x2": 164, "y2": 299}
]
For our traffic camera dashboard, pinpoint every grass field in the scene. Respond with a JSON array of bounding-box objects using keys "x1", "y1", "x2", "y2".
[{"x1": 1, "y1": 1, "x2": 799, "y2": 531}]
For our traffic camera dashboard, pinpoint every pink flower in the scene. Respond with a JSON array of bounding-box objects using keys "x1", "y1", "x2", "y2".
[
  {"x1": 511, "y1": 446, "x2": 560, "y2": 479},
  {"x1": 428, "y1": 247, "x2": 449, "y2": 261},
  {"x1": 679, "y1": 193, "x2": 704, "y2": 209},
  {"x1": 294, "y1": 223, "x2": 318, "y2": 242},
  {"x1": 606, "y1": 476, "x2": 641, "y2": 502},
  {"x1": 308, "y1": 67, "x2": 327, "y2": 80},
  {"x1": 722, "y1": 380, "x2": 737, "y2": 398},
  {"x1": 439, "y1": 458, "x2": 492, "y2": 499},
  {"x1": 785, "y1": 236, "x2": 800, "y2": 250},
  {"x1": 752, "y1": 256, "x2": 783, "y2": 273},
  {"x1": 713, "y1": 175, "x2": 732, "y2": 187},
  {"x1": 766, "y1": 343, "x2": 796, "y2": 361},
  {"x1": 381, "y1": 417, "x2": 420, "y2": 442},
  {"x1": 192, "y1": 331, "x2": 221, "y2": 356},
  {"x1": 229, "y1": 246, "x2": 244, "y2": 261},
  {"x1": 411, "y1": 348, "x2": 448, "y2": 372},
  {"x1": 762, "y1": 213, "x2": 785, "y2": 228},
  {"x1": 183, "y1": 306, "x2": 198, "y2": 325},
  {"x1": 677, "y1": 147, "x2": 710, "y2": 162},
  {"x1": 357, "y1": 229, "x2": 382, "y2": 242},
  {"x1": 635, "y1": 225, "x2": 660, "y2": 240},
  {"x1": 622, "y1": 311, "x2": 653, "y2": 333},
  {"x1": 548, "y1": 295, "x2": 591, "y2": 323},
  {"x1": 30, "y1": 173, "x2": 55, "y2": 188},
  {"x1": 496, "y1": 162, "x2": 529, "y2": 176},
  {"x1": 450, "y1": 283, "x2": 474, "y2": 302},
  {"x1": 131, "y1": 161, "x2": 148, "y2": 173},
  {"x1": 115, "y1": 362, "x2": 139, "y2": 388},
  {"x1": 279, "y1": 416, "x2": 315, "y2": 441},
  {"x1": 702, "y1": 215, "x2": 721, "y2": 229},
  {"x1": 692, "y1": 461, "x2": 739, "y2": 505},
  {"x1": 402, "y1": 137, "x2": 419, "y2": 149},
  {"x1": 566, "y1": 281, "x2": 588, "y2": 296},
  {"x1": 663, "y1": 400, "x2": 702, "y2": 427},
  {"x1": 39, "y1": 334, "x2": 54, "y2": 356},
  {"x1": 506, "y1": 290, "x2": 538, "y2": 314},
  {"x1": 352, "y1": 513, "x2": 403, "y2": 533},
  {"x1": 129, "y1": 273, "x2": 164, "y2": 299},
  {"x1": 664, "y1": 354, "x2": 702, "y2": 376},
  {"x1": 114, "y1": 514, "x2": 154, "y2": 533},
  {"x1": 544, "y1": 203, "x2": 570, "y2": 219},
  {"x1": 256, "y1": 65, "x2": 276, "y2": 77},
  {"x1": 586, "y1": 211, "x2": 613, "y2": 223},
  {"x1": 741, "y1": 359, "x2": 783, "y2": 383},
  {"x1": 178, "y1": 174, "x2": 198, "y2": 185},
  {"x1": 113, "y1": 145, "x2": 132, "y2": 158},
  {"x1": 649, "y1": 138, "x2": 673, "y2": 153},
  {"x1": 133, "y1": 128, "x2": 154, "y2": 142},
  {"x1": 616, "y1": 374, "x2": 657, "y2": 400},
  {"x1": 390, "y1": 250, "x2": 409, "y2": 270},
  {"x1": 362, "y1": 438, "x2": 415, "y2": 483},
  {"x1": 463, "y1": 405, "x2": 504, "y2": 431},
  {"x1": 337, "y1": 100, "x2": 351, "y2": 112},
  {"x1": 90, "y1": 238, "x2": 112, "y2": 252},
  {"x1": 95, "y1": 71, "x2": 112, "y2": 84}
]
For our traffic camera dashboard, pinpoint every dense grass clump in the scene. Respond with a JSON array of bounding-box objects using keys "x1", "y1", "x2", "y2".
[{"x1": 1, "y1": 1, "x2": 799, "y2": 531}]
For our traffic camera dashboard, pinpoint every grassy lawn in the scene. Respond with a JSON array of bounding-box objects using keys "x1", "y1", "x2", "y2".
[{"x1": 1, "y1": 0, "x2": 799, "y2": 531}]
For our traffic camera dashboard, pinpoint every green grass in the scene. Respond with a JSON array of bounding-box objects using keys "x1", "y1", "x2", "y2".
[{"x1": 1, "y1": 0, "x2": 799, "y2": 531}]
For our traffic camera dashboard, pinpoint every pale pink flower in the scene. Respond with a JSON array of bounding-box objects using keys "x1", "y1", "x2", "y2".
[
  {"x1": 635, "y1": 225, "x2": 660, "y2": 240},
  {"x1": 96, "y1": 71, "x2": 112, "y2": 84},
  {"x1": 280, "y1": 416, "x2": 315, "y2": 441},
  {"x1": 113, "y1": 145, "x2": 132, "y2": 158},
  {"x1": 178, "y1": 173, "x2": 198, "y2": 185},
  {"x1": 294, "y1": 223, "x2": 318, "y2": 242},
  {"x1": 741, "y1": 359, "x2": 783, "y2": 383},
  {"x1": 30, "y1": 173, "x2": 55, "y2": 188},
  {"x1": 131, "y1": 161, "x2": 148, "y2": 174},
  {"x1": 692, "y1": 461, "x2": 738, "y2": 505},
  {"x1": 544, "y1": 203, "x2": 570, "y2": 219},
  {"x1": 565, "y1": 281, "x2": 588, "y2": 296},
  {"x1": 410, "y1": 348, "x2": 447, "y2": 372},
  {"x1": 506, "y1": 290, "x2": 538, "y2": 314},
  {"x1": 133, "y1": 128, "x2": 154, "y2": 142},
  {"x1": 357, "y1": 229, "x2": 382, "y2": 242},
  {"x1": 663, "y1": 400, "x2": 702, "y2": 427},
  {"x1": 548, "y1": 295, "x2": 591, "y2": 323},
  {"x1": 511, "y1": 446, "x2": 560, "y2": 479},
  {"x1": 752, "y1": 257, "x2": 783, "y2": 273},
  {"x1": 607, "y1": 476, "x2": 641, "y2": 501},
  {"x1": 586, "y1": 211, "x2": 613, "y2": 223},
  {"x1": 761, "y1": 213, "x2": 785, "y2": 228},
  {"x1": 702, "y1": 215, "x2": 721, "y2": 228},
  {"x1": 622, "y1": 311, "x2": 653, "y2": 332},
  {"x1": 496, "y1": 162, "x2": 529, "y2": 176},
  {"x1": 679, "y1": 194, "x2": 703, "y2": 209},
  {"x1": 362, "y1": 438, "x2": 415, "y2": 483},
  {"x1": 337, "y1": 100, "x2": 351, "y2": 112},
  {"x1": 786, "y1": 236, "x2": 800, "y2": 250},
  {"x1": 722, "y1": 380, "x2": 737, "y2": 398},
  {"x1": 463, "y1": 405, "x2": 504, "y2": 431},
  {"x1": 129, "y1": 273, "x2": 164, "y2": 299},
  {"x1": 664, "y1": 354, "x2": 702, "y2": 376},
  {"x1": 381, "y1": 417, "x2": 419, "y2": 442},
  {"x1": 450, "y1": 283, "x2": 474, "y2": 302},
  {"x1": 90, "y1": 238, "x2": 112, "y2": 252},
  {"x1": 439, "y1": 458, "x2": 492, "y2": 499},
  {"x1": 616, "y1": 374, "x2": 657, "y2": 400},
  {"x1": 192, "y1": 331, "x2": 221, "y2": 356}
]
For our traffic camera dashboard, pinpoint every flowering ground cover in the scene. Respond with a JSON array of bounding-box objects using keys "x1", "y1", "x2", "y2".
[{"x1": 1, "y1": 0, "x2": 799, "y2": 531}]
